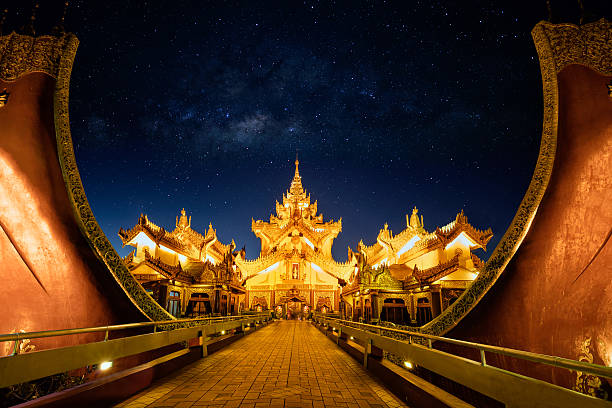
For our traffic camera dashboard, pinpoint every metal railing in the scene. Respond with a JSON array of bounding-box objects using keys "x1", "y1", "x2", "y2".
[
  {"x1": 0, "y1": 314, "x2": 257, "y2": 355},
  {"x1": 0, "y1": 312, "x2": 271, "y2": 388},
  {"x1": 312, "y1": 314, "x2": 612, "y2": 408}
]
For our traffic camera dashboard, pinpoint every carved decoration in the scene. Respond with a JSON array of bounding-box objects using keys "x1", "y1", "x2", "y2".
[
  {"x1": 0, "y1": 88, "x2": 8, "y2": 107},
  {"x1": 0, "y1": 32, "x2": 74, "y2": 80},
  {"x1": 252, "y1": 296, "x2": 268, "y2": 309},
  {"x1": 574, "y1": 337, "x2": 608, "y2": 399},
  {"x1": 316, "y1": 296, "x2": 332, "y2": 311},
  {"x1": 535, "y1": 19, "x2": 612, "y2": 75},
  {"x1": 411, "y1": 254, "x2": 460, "y2": 285},
  {"x1": 419, "y1": 19, "x2": 611, "y2": 337},
  {"x1": 419, "y1": 20, "x2": 569, "y2": 336},
  {"x1": 45, "y1": 32, "x2": 172, "y2": 321}
]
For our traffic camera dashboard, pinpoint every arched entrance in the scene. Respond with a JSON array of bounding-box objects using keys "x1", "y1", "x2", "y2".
[
  {"x1": 186, "y1": 293, "x2": 211, "y2": 317},
  {"x1": 278, "y1": 287, "x2": 309, "y2": 319}
]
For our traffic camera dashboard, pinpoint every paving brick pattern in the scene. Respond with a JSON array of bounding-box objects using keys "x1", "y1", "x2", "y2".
[{"x1": 115, "y1": 320, "x2": 408, "y2": 408}]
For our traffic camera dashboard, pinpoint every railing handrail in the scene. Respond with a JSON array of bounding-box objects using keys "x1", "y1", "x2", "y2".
[
  {"x1": 313, "y1": 314, "x2": 612, "y2": 381},
  {"x1": 0, "y1": 313, "x2": 271, "y2": 343}
]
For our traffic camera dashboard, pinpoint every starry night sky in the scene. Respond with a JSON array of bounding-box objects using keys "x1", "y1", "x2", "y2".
[{"x1": 7, "y1": 1, "x2": 608, "y2": 261}]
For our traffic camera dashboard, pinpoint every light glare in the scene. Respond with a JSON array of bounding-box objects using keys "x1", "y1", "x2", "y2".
[{"x1": 100, "y1": 361, "x2": 113, "y2": 370}]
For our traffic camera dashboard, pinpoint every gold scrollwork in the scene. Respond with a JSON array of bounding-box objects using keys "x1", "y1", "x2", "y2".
[
  {"x1": 35, "y1": 31, "x2": 173, "y2": 321},
  {"x1": 0, "y1": 32, "x2": 71, "y2": 80},
  {"x1": 537, "y1": 19, "x2": 612, "y2": 76},
  {"x1": 420, "y1": 19, "x2": 612, "y2": 337},
  {"x1": 0, "y1": 88, "x2": 8, "y2": 106},
  {"x1": 574, "y1": 337, "x2": 608, "y2": 399}
]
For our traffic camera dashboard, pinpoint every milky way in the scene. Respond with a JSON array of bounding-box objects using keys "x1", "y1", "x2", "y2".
[{"x1": 57, "y1": 1, "x2": 561, "y2": 261}]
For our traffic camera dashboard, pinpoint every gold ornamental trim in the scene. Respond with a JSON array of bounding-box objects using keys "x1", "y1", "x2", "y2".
[
  {"x1": 0, "y1": 32, "x2": 70, "y2": 80},
  {"x1": 422, "y1": 19, "x2": 611, "y2": 336},
  {"x1": 420, "y1": 20, "x2": 566, "y2": 336},
  {"x1": 44, "y1": 32, "x2": 174, "y2": 321},
  {"x1": 536, "y1": 18, "x2": 612, "y2": 75}
]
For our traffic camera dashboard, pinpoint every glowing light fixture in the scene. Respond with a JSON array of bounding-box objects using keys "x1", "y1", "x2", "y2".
[
  {"x1": 311, "y1": 263, "x2": 323, "y2": 273},
  {"x1": 397, "y1": 235, "x2": 421, "y2": 256},
  {"x1": 100, "y1": 361, "x2": 113, "y2": 370},
  {"x1": 257, "y1": 262, "x2": 280, "y2": 275},
  {"x1": 159, "y1": 244, "x2": 177, "y2": 255},
  {"x1": 445, "y1": 232, "x2": 478, "y2": 250},
  {"x1": 129, "y1": 231, "x2": 156, "y2": 250},
  {"x1": 221, "y1": 330, "x2": 226, "y2": 335},
  {"x1": 350, "y1": 336, "x2": 354, "y2": 340},
  {"x1": 404, "y1": 361, "x2": 413, "y2": 369},
  {"x1": 303, "y1": 237, "x2": 315, "y2": 250}
]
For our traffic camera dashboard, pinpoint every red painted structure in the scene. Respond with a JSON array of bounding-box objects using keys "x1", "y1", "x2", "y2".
[
  {"x1": 440, "y1": 21, "x2": 612, "y2": 397},
  {"x1": 0, "y1": 34, "x2": 154, "y2": 354}
]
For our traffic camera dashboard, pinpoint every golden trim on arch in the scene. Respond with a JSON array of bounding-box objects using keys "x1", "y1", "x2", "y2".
[
  {"x1": 0, "y1": 31, "x2": 173, "y2": 321},
  {"x1": 51, "y1": 32, "x2": 174, "y2": 321},
  {"x1": 420, "y1": 18, "x2": 611, "y2": 337}
]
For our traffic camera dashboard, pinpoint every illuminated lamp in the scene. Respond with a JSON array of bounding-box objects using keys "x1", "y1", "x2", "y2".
[
  {"x1": 404, "y1": 361, "x2": 413, "y2": 369},
  {"x1": 100, "y1": 361, "x2": 113, "y2": 370}
]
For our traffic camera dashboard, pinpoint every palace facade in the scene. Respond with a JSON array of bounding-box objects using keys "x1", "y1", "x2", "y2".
[
  {"x1": 118, "y1": 211, "x2": 245, "y2": 317},
  {"x1": 235, "y1": 159, "x2": 353, "y2": 318},
  {"x1": 342, "y1": 208, "x2": 492, "y2": 326},
  {"x1": 119, "y1": 160, "x2": 492, "y2": 325}
]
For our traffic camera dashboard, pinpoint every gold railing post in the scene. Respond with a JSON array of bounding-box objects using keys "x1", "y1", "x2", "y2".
[
  {"x1": 12, "y1": 334, "x2": 20, "y2": 356},
  {"x1": 480, "y1": 349, "x2": 487, "y2": 366},
  {"x1": 364, "y1": 338, "x2": 371, "y2": 369}
]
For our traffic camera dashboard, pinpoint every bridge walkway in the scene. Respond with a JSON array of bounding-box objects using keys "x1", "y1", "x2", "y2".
[{"x1": 114, "y1": 320, "x2": 407, "y2": 408}]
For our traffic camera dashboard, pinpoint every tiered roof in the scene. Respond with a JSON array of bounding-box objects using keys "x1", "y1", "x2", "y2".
[
  {"x1": 357, "y1": 209, "x2": 492, "y2": 265},
  {"x1": 119, "y1": 210, "x2": 231, "y2": 261},
  {"x1": 250, "y1": 159, "x2": 342, "y2": 258}
]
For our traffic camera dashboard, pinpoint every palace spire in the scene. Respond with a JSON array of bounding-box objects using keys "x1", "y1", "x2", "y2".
[{"x1": 289, "y1": 156, "x2": 304, "y2": 196}]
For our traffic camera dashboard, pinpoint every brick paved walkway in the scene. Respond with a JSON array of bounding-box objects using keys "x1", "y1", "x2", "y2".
[{"x1": 115, "y1": 320, "x2": 407, "y2": 408}]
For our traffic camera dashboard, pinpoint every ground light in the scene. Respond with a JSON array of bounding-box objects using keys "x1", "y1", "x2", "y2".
[
  {"x1": 221, "y1": 330, "x2": 225, "y2": 335},
  {"x1": 404, "y1": 361, "x2": 413, "y2": 369},
  {"x1": 100, "y1": 361, "x2": 113, "y2": 370}
]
